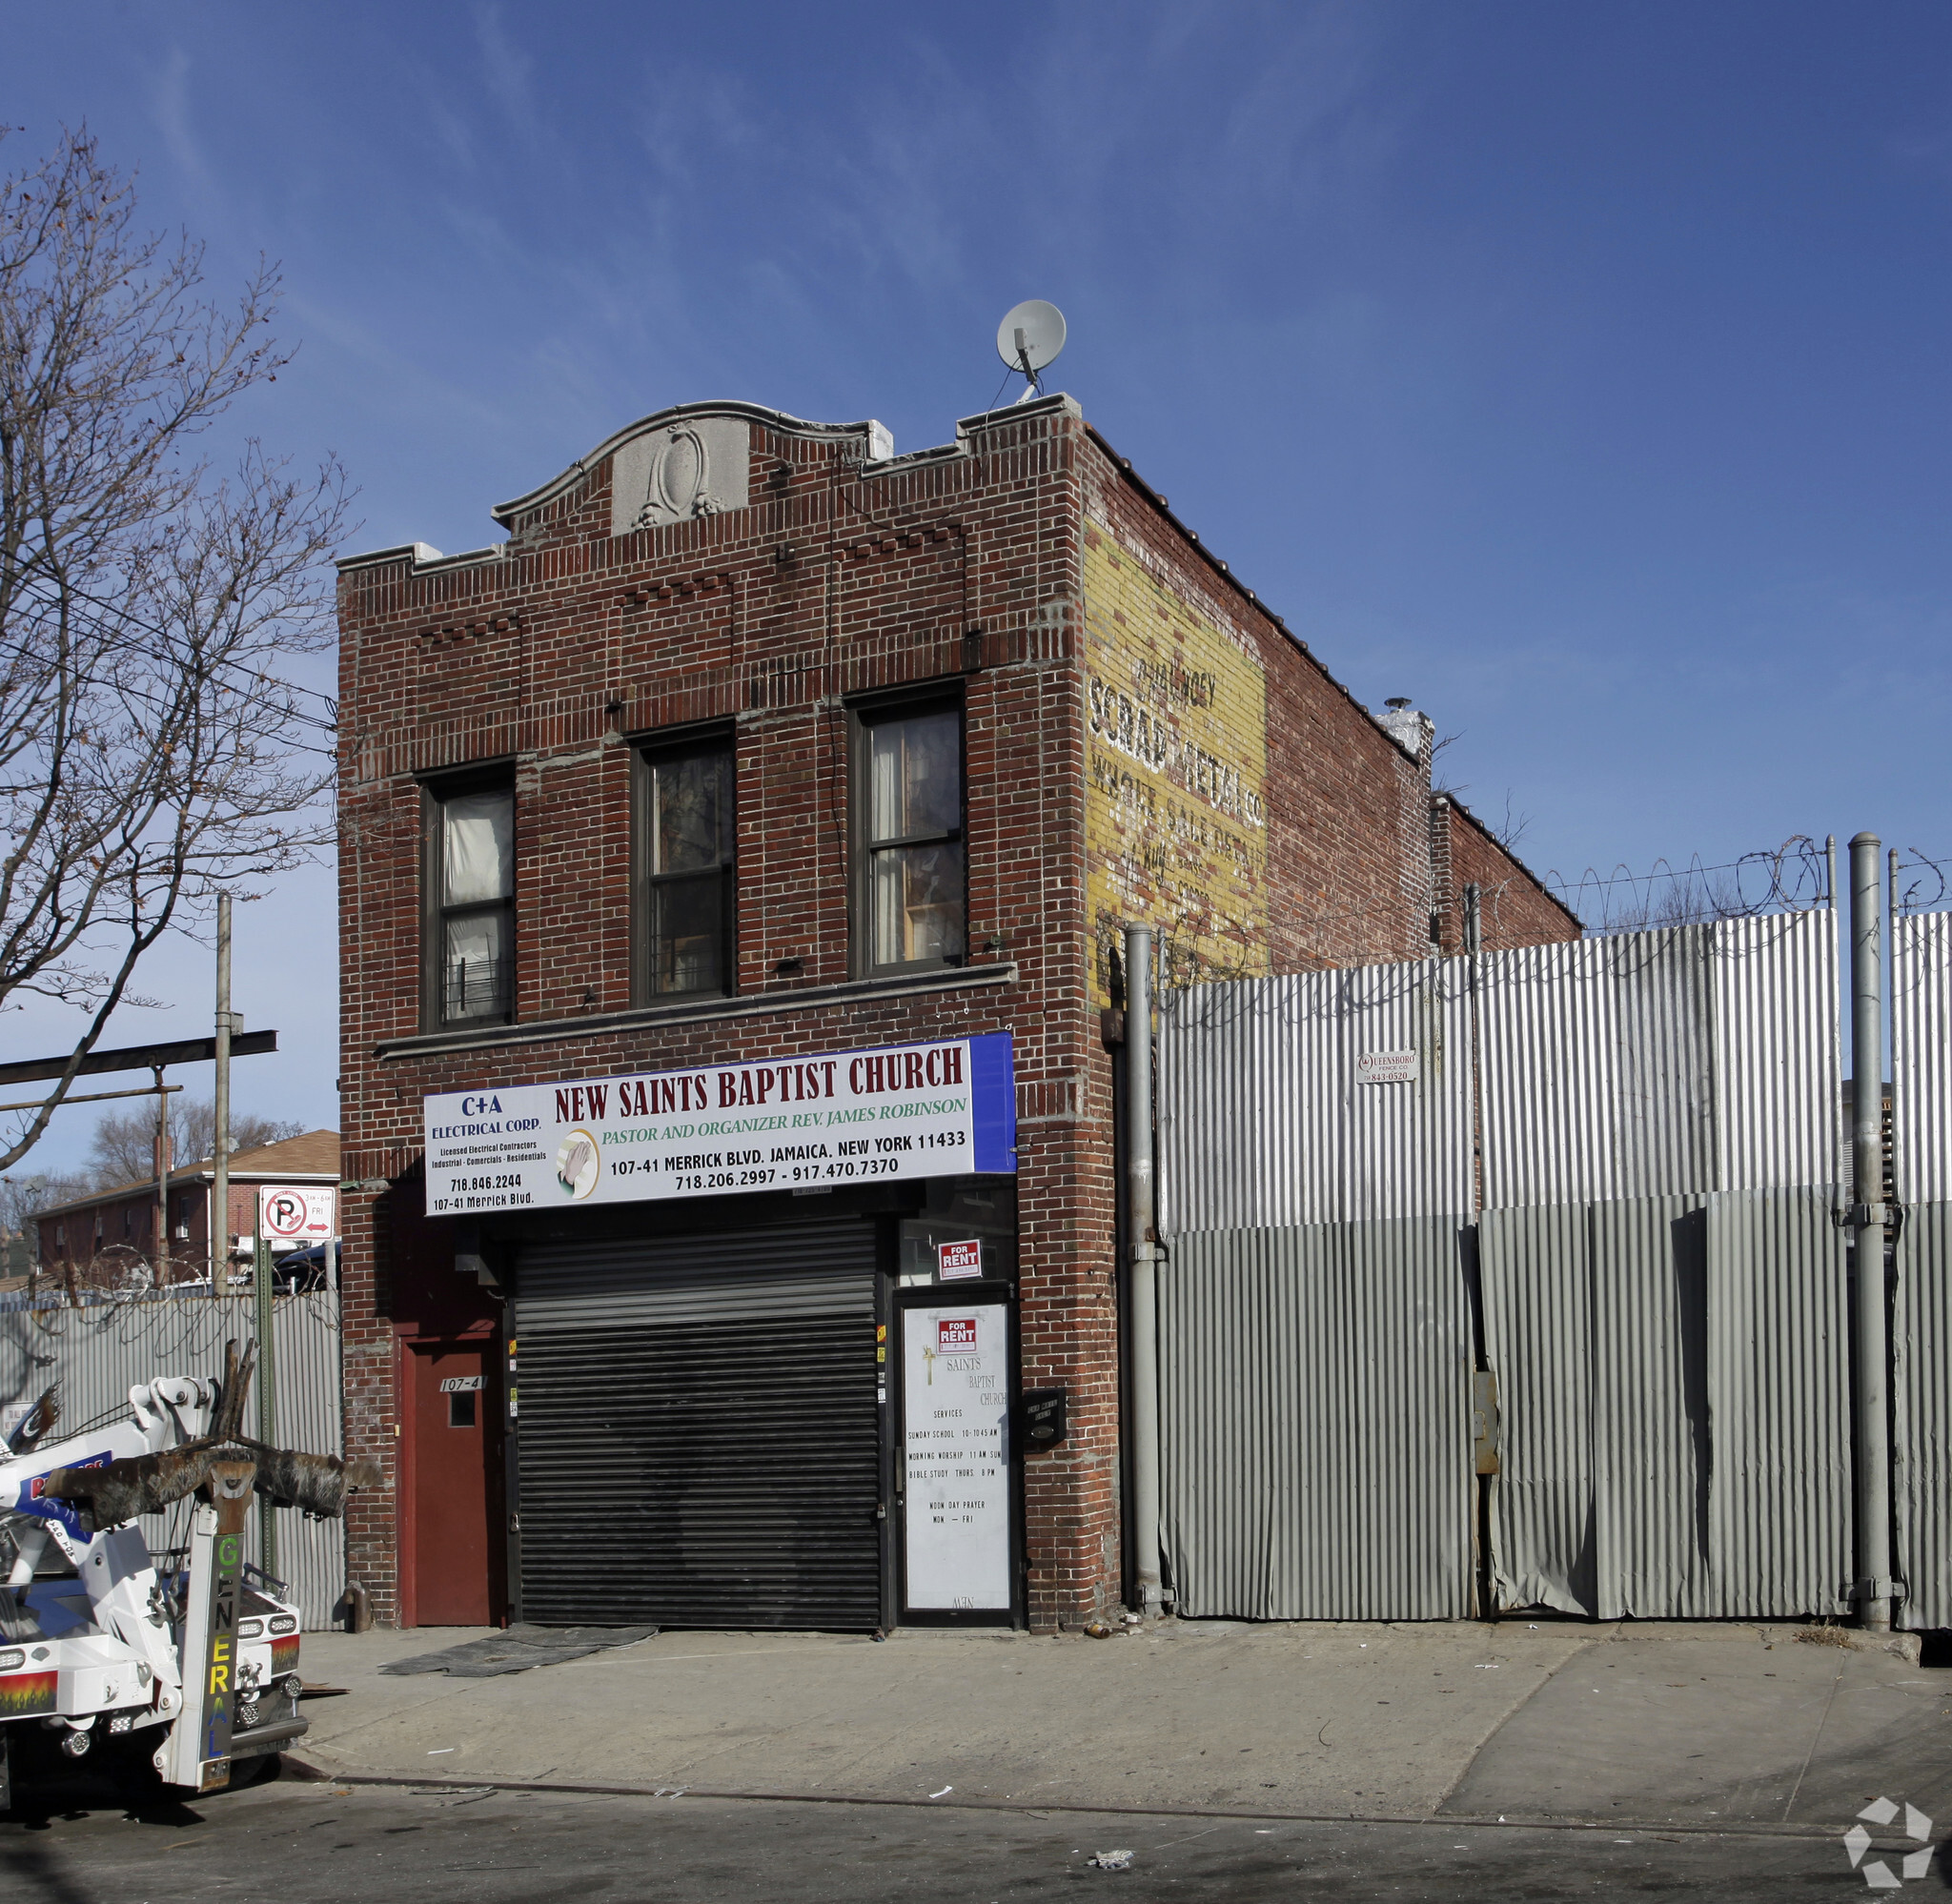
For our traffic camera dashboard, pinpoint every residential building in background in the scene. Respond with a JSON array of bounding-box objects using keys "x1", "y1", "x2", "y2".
[
  {"x1": 334, "y1": 394, "x2": 1577, "y2": 1632},
  {"x1": 31, "y1": 1131, "x2": 340, "y2": 1290}
]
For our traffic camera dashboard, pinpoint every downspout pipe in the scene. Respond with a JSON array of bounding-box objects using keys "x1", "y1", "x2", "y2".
[
  {"x1": 1849, "y1": 833, "x2": 1893, "y2": 1633},
  {"x1": 1125, "y1": 924, "x2": 1164, "y2": 1618}
]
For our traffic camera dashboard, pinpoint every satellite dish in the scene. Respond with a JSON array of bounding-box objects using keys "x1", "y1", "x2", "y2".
[{"x1": 996, "y1": 300, "x2": 1066, "y2": 401}]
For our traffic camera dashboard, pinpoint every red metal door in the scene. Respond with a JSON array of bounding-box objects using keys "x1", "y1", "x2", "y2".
[{"x1": 409, "y1": 1342, "x2": 504, "y2": 1627}]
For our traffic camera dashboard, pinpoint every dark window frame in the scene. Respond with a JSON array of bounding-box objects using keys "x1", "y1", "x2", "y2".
[
  {"x1": 847, "y1": 686, "x2": 967, "y2": 981},
  {"x1": 630, "y1": 722, "x2": 738, "y2": 1004},
  {"x1": 420, "y1": 763, "x2": 518, "y2": 1032}
]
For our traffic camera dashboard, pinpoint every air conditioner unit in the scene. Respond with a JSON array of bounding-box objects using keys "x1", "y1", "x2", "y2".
[{"x1": 232, "y1": 1234, "x2": 255, "y2": 1251}]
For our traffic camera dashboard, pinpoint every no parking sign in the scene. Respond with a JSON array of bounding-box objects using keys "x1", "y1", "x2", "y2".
[{"x1": 259, "y1": 1185, "x2": 334, "y2": 1243}]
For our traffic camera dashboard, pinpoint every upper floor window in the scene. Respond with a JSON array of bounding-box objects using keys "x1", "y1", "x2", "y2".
[
  {"x1": 854, "y1": 700, "x2": 965, "y2": 974},
  {"x1": 639, "y1": 739, "x2": 735, "y2": 997},
  {"x1": 429, "y1": 780, "x2": 515, "y2": 1026}
]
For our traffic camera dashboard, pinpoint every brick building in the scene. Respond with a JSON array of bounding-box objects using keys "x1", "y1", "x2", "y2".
[
  {"x1": 336, "y1": 394, "x2": 1576, "y2": 1632},
  {"x1": 32, "y1": 1130, "x2": 340, "y2": 1290}
]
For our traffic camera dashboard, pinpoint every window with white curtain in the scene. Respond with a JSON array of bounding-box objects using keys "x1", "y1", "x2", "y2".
[
  {"x1": 432, "y1": 783, "x2": 515, "y2": 1024},
  {"x1": 856, "y1": 702, "x2": 964, "y2": 972}
]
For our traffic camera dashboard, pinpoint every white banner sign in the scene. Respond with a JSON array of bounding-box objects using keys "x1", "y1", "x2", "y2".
[
  {"x1": 258, "y1": 1185, "x2": 334, "y2": 1241},
  {"x1": 903, "y1": 1302, "x2": 1010, "y2": 1611},
  {"x1": 423, "y1": 1033, "x2": 1015, "y2": 1217}
]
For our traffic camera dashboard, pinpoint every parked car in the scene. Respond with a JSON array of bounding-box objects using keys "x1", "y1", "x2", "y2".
[{"x1": 266, "y1": 1241, "x2": 336, "y2": 1291}]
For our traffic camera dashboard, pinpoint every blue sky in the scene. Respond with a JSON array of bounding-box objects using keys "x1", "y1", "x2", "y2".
[{"x1": 7, "y1": 0, "x2": 1951, "y2": 1171}]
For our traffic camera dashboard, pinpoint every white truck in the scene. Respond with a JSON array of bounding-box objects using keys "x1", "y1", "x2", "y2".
[{"x1": 0, "y1": 1343, "x2": 371, "y2": 1803}]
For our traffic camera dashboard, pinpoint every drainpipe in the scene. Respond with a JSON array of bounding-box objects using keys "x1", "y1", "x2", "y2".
[
  {"x1": 1849, "y1": 833, "x2": 1893, "y2": 1634},
  {"x1": 1125, "y1": 924, "x2": 1163, "y2": 1618}
]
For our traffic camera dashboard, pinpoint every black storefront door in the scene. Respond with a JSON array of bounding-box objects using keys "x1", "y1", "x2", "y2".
[{"x1": 514, "y1": 1218, "x2": 883, "y2": 1631}]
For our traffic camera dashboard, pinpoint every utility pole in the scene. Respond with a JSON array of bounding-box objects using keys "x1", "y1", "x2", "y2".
[
  {"x1": 1849, "y1": 833, "x2": 1893, "y2": 1634},
  {"x1": 213, "y1": 894, "x2": 233, "y2": 1288},
  {"x1": 151, "y1": 1064, "x2": 172, "y2": 1287}
]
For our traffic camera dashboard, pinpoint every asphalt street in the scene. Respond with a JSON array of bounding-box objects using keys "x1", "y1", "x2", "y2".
[{"x1": 0, "y1": 1766, "x2": 1915, "y2": 1904}]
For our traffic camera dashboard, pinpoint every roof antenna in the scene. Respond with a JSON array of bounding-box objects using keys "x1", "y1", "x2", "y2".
[{"x1": 996, "y1": 300, "x2": 1066, "y2": 404}]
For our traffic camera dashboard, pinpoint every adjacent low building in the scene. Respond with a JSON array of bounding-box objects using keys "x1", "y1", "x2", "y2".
[
  {"x1": 335, "y1": 393, "x2": 1577, "y2": 1632},
  {"x1": 32, "y1": 1131, "x2": 340, "y2": 1289}
]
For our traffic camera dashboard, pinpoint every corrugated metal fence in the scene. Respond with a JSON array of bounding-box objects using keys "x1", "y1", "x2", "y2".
[
  {"x1": 0, "y1": 1289, "x2": 346, "y2": 1628},
  {"x1": 1157, "y1": 909, "x2": 1862, "y2": 1624},
  {"x1": 1894, "y1": 911, "x2": 1952, "y2": 1631}
]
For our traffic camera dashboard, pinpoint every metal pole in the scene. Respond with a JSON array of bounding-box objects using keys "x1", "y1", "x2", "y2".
[
  {"x1": 152, "y1": 1065, "x2": 170, "y2": 1289},
  {"x1": 1849, "y1": 833, "x2": 1892, "y2": 1633},
  {"x1": 255, "y1": 1231, "x2": 277, "y2": 1578},
  {"x1": 1124, "y1": 924, "x2": 1163, "y2": 1618},
  {"x1": 1826, "y1": 835, "x2": 1838, "y2": 911},
  {"x1": 213, "y1": 895, "x2": 232, "y2": 1286}
]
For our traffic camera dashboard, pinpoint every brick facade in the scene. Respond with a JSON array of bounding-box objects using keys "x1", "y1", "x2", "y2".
[
  {"x1": 336, "y1": 395, "x2": 1575, "y2": 1631},
  {"x1": 1429, "y1": 793, "x2": 1580, "y2": 955}
]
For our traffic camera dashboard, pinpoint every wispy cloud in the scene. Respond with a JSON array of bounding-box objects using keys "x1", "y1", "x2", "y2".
[
  {"x1": 474, "y1": 3, "x2": 541, "y2": 152},
  {"x1": 150, "y1": 44, "x2": 219, "y2": 204}
]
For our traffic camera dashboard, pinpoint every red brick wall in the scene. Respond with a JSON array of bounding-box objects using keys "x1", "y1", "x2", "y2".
[{"x1": 1430, "y1": 794, "x2": 1582, "y2": 953}]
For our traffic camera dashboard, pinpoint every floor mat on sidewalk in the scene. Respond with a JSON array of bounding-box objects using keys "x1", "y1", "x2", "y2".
[{"x1": 378, "y1": 1624, "x2": 661, "y2": 1678}]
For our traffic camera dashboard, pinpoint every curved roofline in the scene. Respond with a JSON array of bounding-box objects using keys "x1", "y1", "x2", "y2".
[{"x1": 490, "y1": 399, "x2": 886, "y2": 529}]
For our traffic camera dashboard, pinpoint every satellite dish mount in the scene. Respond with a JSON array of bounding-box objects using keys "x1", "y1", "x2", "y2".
[{"x1": 996, "y1": 300, "x2": 1067, "y2": 405}]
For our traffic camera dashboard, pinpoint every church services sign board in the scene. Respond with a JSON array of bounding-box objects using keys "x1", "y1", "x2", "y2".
[{"x1": 422, "y1": 1032, "x2": 1016, "y2": 1215}]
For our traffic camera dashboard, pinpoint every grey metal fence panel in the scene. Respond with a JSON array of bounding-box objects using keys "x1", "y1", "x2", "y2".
[
  {"x1": 1893, "y1": 912, "x2": 1952, "y2": 1205},
  {"x1": 1893, "y1": 910, "x2": 1952, "y2": 1631},
  {"x1": 0, "y1": 1290, "x2": 345, "y2": 1629},
  {"x1": 1895, "y1": 1202, "x2": 1952, "y2": 1631},
  {"x1": 1158, "y1": 961, "x2": 1474, "y2": 1233},
  {"x1": 1478, "y1": 913, "x2": 1837, "y2": 1210},
  {"x1": 1479, "y1": 934, "x2": 1710, "y2": 1210},
  {"x1": 1161, "y1": 911, "x2": 1837, "y2": 1235},
  {"x1": 1702, "y1": 1190, "x2": 1852, "y2": 1618},
  {"x1": 1711, "y1": 912, "x2": 1842, "y2": 1196},
  {"x1": 1484, "y1": 1187, "x2": 1849, "y2": 1619},
  {"x1": 1157, "y1": 1219, "x2": 1474, "y2": 1621}
]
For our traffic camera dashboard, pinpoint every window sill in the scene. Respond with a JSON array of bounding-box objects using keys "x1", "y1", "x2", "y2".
[{"x1": 376, "y1": 961, "x2": 1021, "y2": 1063}]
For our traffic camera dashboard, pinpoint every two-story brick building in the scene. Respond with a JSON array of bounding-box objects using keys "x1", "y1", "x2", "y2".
[
  {"x1": 336, "y1": 393, "x2": 1576, "y2": 1633},
  {"x1": 32, "y1": 1130, "x2": 340, "y2": 1289}
]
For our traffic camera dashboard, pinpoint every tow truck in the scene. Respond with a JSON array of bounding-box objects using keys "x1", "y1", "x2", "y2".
[{"x1": 0, "y1": 1342, "x2": 374, "y2": 1802}]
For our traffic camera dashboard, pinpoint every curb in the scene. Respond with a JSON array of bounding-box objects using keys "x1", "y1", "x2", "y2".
[{"x1": 281, "y1": 1757, "x2": 1942, "y2": 1850}]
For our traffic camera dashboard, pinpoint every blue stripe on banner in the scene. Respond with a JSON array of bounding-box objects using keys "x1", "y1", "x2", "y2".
[{"x1": 968, "y1": 1031, "x2": 1017, "y2": 1174}]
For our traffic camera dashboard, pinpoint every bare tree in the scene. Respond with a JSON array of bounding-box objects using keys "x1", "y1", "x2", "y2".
[
  {"x1": 0, "y1": 131, "x2": 347, "y2": 1170},
  {"x1": 0, "y1": 1168, "x2": 90, "y2": 1234},
  {"x1": 81, "y1": 1095, "x2": 303, "y2": 1189}
]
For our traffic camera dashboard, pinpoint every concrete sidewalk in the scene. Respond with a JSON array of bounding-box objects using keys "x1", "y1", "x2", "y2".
[{"x1": 289, "y1": 1617, "x2": 1946, "y2": 1835}]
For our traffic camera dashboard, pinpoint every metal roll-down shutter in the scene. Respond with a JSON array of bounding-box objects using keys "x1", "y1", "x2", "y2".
[{"x1": 515, "y1": 1221, "x2": 881, "y2": 1631}]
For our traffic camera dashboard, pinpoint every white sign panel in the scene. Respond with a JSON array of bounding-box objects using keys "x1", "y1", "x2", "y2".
[
  {"x1": 423, "y1": 1033, "x2": 1015, "y2": 1217},
  {"x1": 258, "y1": 1185, "x2": 334, "y2": 1241},
  {"x1": 1355, "y1": 1048, "x2": 1418, "y2": 1085},
  {"x1": 904, "y1": 1303, "x2": 1010, "y2": 1610}
]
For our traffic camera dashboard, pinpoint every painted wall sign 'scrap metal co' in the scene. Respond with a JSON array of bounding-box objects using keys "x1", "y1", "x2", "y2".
[{"x1": 423, "y1": 1033, "x2": 1017, "y2": 1216}]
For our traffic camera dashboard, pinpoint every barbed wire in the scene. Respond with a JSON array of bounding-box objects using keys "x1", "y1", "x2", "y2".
[
  {"x1": 1894, "y1": 848, "x2": 1948, "y2": 916},
  {"x1": 1545, "y1": 836, "x2": 1830, "y2": 931}
]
